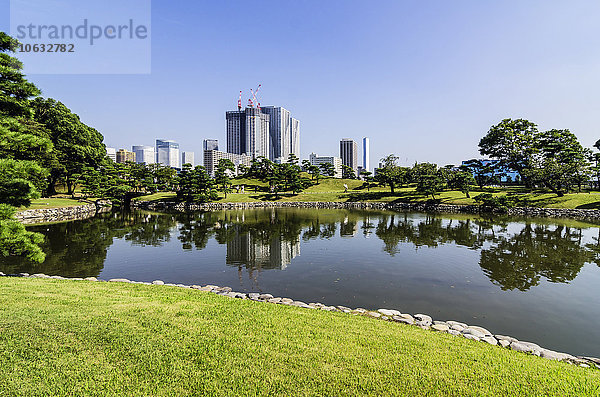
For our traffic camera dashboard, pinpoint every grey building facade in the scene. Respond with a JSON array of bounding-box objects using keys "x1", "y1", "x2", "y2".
[
  {"x1": 226, "y1": 107, "x2": 270, "y2": 159},
  {"x1": 156, "y1": 139, "x2": 180, "y2": 168},
  {"x1": 203, "y1": 139, "x2": 219, "y2": 151},
  {"x1": 340, "y1": 138, "x2": 358, "y2": 173}
]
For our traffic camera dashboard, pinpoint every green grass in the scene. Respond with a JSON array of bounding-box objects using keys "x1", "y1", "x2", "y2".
[
  {"x1": 20, "y1": 198, "x2": 88, "y2": 210},
  {"x1": 0, "y1": 278, "x2": 598, "y2": 396}
]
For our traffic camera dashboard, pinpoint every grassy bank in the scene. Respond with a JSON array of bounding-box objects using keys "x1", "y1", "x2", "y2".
[
  {"x1": 0, "y1": 278, "x2": 598, "y2": 396},
  {"x1": 21, "y1": 197, "x2": 88, "y2": 210},
  {"x1": 133, "y1": 177, "x2": 600, "y2": 209}
]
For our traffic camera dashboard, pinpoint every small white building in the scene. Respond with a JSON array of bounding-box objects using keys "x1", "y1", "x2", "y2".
[
  {"x1": 106, "y1": 147, "x2": 116, "y2": 162},
  {"x1": 308, "y1": 153, "x2": 343, "y2": 178}
]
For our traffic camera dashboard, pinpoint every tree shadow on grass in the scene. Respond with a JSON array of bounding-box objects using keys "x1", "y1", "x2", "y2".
[{"x1": 576, "y1": 202, "x2": 600, "y2": 209}]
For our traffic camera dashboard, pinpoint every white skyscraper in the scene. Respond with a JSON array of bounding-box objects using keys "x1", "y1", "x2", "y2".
[
  {"x1": 261, "y1": 106, "x2": 291, "y2": 162},
  {"x1": 290, "y1": 117, "x2": 300, "y2": 159},
  {"x1": 132, "y1": 145, "x2": 155, "y2": 164},
  {"x1": 106, "y1": 147, "x2": 116, "y2": 162},
  {"x1": 182, "y1": 151, "x2": 194, "y2": 166},
  {"x1": 363, "y1": 137, "x2": 370, "y2": 172},
  {"x1": 156, "y1": 139, "x2": 180, "y2": 168}
]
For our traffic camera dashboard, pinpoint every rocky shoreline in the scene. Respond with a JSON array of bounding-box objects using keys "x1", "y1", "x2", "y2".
[
  {"x1": 2, "y1": 272, "x2": 599, "y2": 370},
  {"x1": 132, "y1": 200, "x2": 600, "y2": 221},
  {"x1": 16, "y1": 202, "x2": 111, "y2": 224}
]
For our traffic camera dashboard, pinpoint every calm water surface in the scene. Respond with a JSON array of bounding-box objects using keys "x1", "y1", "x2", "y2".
[{"x1": 3, "y1": 208, "x2": 600, "y2": 357}]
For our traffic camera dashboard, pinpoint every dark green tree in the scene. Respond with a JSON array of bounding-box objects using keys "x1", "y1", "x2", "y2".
[
  {"x1": 215, "y1": 158, "x2": 235, "y2": 198},
  {"x1": 319, "y1": 162, "x2": 335, "y2": 178}
]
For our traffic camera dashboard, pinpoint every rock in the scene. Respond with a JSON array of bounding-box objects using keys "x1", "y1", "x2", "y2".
[
  {"x1": 450, "y1": 324, "x2": 465, "y2": 332},
  {"x1": 268, "y1": 297, "x2": 282, "y2": 304},
  {"x1": 499, "y1": 340, "x2": 511, "y2": 348},
  {"x1": 448, "y1": 330, "x2": 461, "y2": 336},
  {"x1": 215, "y1": 287, "x2": 232, "y2": 293},
  {"x1": 414, "y1": 314, "x2": 432, "y2": 324},
  {"x1": 204, "y1": 285, "x2": 219, "y2": 289},
  {"x1": 397, "y1": 313, "x2": 414, "y2": 321},
  {"x1": 366, "y1": 311, "x2": 382, "y2": 318},
  {"x1": 582, "y1": 357, "x2": 600, "y2": 365},
  {"x1": 392, "y1": 316, "x2": 415, "y2": 325},
  {"x1": 152, "y1": 280, "x2": 165, "y2": 285},
  {"x1": 337, "y1": 305, "x2": 351, "y2": 312},
  {"x1": 462, "y1": 328, "x2": 486, "y2": 339},
  {"x1": 50, "y1": 275, "x2": 65, "y2": 280},
  {"x1": 431, "y1": 324, "x2": 450, "y2": 332},
  {"x1": 495, "y1": 335, "x2": 518, "y2": 343},
  {"x1": 234, "y1": 293, "x2": 247, "y2": 299},
  {"x1": 354, "y1": 308, "x2": 367, "y2": 313},
  {"x1": 416, "y1": 323, "x2": 430, "y2": 330},
  {"x1": 463, "y1": 334, "x2": 480, "y2": 342},
  {"x1": 580, "y1": 364, "x2": 590, "y2": 368},
  {"x1": 510, "y1": 341, "x2": 542, "y2": 355},
  {"x1": 468, "y1": 326, "x2": 492, "y2": 336},
  {"x1": 321, "y1": 306, "x2": 336, "y2": 311},
  {"x1": 311, "y1": 303, "x2": 324, "y2": 308},
  {"x1": 71, "y1": 278, "x2": 84, "y2": 281},
  {"x1": 378, "y1": 309, "x2": 401, "y2": 317},
  {"x1": 481, "y1": 336, "x2": 498, "y2": 346},
  {"x1": 291, "y1": 301, "x2": 310, "y2": 308},
  {"x1": 190, "y1": 285, "x2": 202, "y2": 289},
  {"x1": 0, "y1": 272, "x2": 4, "y2": 276},
  {"x1": 32, "y1": 273, "x2": 47, "y2": 278},
  {"x1": 258, "y1": 294, "x2": 274, "y2": 300},
  {"x1": 19, "y1": 273, "x2": 30, "y2": 277},
  {"x1": 433, "y1": 321, "x2": 448, "y2": 326},
  {"x1": 281, "y1": 298, "x2": 293, "y2": 304},
  {"x1": 84, "y1": 277, "x2": 98, "y2": 282},
  {"x1": 109, "y1": 278, "x2": 131, "y2": 283},
  {"x1": 447, "y1": 320, "x2": 468, "y2": 329},
  {"x1": 540, "y1": 349, "x2": 574, "y2": 361},
  {"x1": 199, "y1": 286, "x2": 213, "y2": 291},
  {"x1": 248, "y1": 293, "x2": 260, "y2": 300}
]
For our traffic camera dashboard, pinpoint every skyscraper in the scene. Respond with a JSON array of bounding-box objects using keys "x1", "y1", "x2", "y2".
[
  {"x1": 261, "y1": 106, "x2": 291, "y2": 162},
  {"x1": 203, "y1": 139, "x2": 219, "y2": 151},
  {"x1": 156, "y1": 139, "x2": 180, "y2": 168},
  {"x1": 226, "y1": 107, "x2": 269, "y2": 159},
  {"x1": 182, "y1": 151, "x2": 194, "y2": 166},
  {"x1": 116, "y1": 149, "x2": 136, "y2": 163},
  {"x1": 340, "y1": 138, "x2": 358, "y2": 173},
  {"x1": 290, "y1": 117, "x2": 300, "y2": 159},
  {"x1": 132, "y1": 145, "x2": 155, "y2": 164},
  {"x1": 363, "y1": 137, "x2": 370, "y2": 173}
]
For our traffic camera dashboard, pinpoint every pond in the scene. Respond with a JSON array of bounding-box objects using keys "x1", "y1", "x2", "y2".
[{"x1": 3, "y1": 208, "x2": 600, "y2": 357}]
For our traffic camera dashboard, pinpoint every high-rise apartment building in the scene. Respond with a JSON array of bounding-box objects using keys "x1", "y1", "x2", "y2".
[
  {"x1": 116, "y1": 149, "x2": 136, "y2": 163},
  {"x1": 106, "y1": 147, "x2": 116, "y2": 162},
  {"x1": 182, "y1": 151, "x2": 195, "y2": 166},
  {"x1": 203, "y1": 149, "x2": 252, "y2": 177},
  {"x1": 363, "y1": 137, "x2": 370, "y2": 173},
  {"x1": 226, "y1": 107, "x2": 270, "y2": 159},
  {"x1": 203, "y1": 139, "x2": 219, "y2": 151},
  {"x1": 132, "y1": 145, "x2": 155, "y2": 164},
  {"x1": 156, "y1": 139, "x2": 180, "y2": 168},
  {"x1": 261, "y1": 106, "x2": 291, "y2": 162},
  {"x1": 309, "y1": 153, "x2": 343, "y2": 178},
  {"x1": 340, "y1": 138, "x2": 358, "y2": 173}
]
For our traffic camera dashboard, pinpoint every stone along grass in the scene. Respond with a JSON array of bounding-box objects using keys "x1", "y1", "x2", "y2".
[
  {"x1": 22, "y1": 198, "x2": 87, "y2": 210},
  {"x1": 1, "y1": 279, "x2": 599, "y2": 396}
]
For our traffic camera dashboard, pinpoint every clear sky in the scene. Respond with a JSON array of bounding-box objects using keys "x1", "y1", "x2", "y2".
[{"x1": 3, "y1": 0, "x2": 600, "y2": 167}]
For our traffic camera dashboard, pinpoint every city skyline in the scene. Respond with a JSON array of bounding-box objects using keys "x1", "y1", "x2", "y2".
[{"x1": 18, "y1": 1, "x2": 600, "y2": 167}]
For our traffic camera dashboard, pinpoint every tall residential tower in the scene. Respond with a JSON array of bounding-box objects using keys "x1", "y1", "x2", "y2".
[
  {"x1": 363, "y1": 137, "x2": 370, "y2": 173},
  {"x1": 340, "y1": 138, "x2": 358, "y2": 174},
  {"x1": 226, "y1": 107, "x2": 270, "y2": 159},
  {"x1": 156, "y1": 139, "x2": 180, "y2": 168}
]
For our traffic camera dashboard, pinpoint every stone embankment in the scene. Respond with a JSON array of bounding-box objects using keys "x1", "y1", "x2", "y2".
[
  {"x1": 132, "y1": 200, "x2": 600, "y2": 220},
  {"x1": 3, "y1": 272, "x2": 599, "y2": 370},
  {"x1": 16, "y1": 201, "x2": 111, "y2": 224}
]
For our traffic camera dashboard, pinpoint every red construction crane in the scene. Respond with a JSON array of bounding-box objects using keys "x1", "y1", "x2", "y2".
[
  {"x1": 237, "y1": 91, "x2": 242, "y2": 110},
  {"x1": 253, "y1": 84, "x2": 262, "y2": 110}
]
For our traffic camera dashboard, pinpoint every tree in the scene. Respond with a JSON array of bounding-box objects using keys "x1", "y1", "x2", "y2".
[
  {"x1": 215, "y1": 158, "x2": 235, "y2": 198},
  {"x1": 30, "y1": 98, "x2": 106, "y2": 195},
  {"x1": 375, "y1": 154, "x2": 407, "y2": 194},
  {"x1": 461, "y1": 159, "x2": 497, "y2": 189},
  {"x1": 0, "y1": 32, "x2": 41, "y2": 117},
  {"x1": 526, "y1": 129, "x2": 590, "y2": 196},
  {"x1": 0, "y1": 204, "x2": 45, "y2": 263},
  {"x1": 448, "y1": 170, "x2": 476, "y2": 198},
  {"x1": 479, "y1": 118, "x2": 539, "y2": 183},
  {"x1": 0, "y1": 159, "x2": 49, "y2": 206},
  {"x1": 177, "y1": 164, "x2": 216, "y2": 202},
  {"x1": 319, "y1": 162, "x2": 335, "y2": 178},
  {"x1": 342, "y1": 164, "x2": 356, "y2": 179}
]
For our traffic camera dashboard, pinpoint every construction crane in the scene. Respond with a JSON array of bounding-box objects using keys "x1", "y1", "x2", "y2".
[
  {"x1": 253, "y1": 84, "x2": 262, "y2": 110},
  {"x1": 237, "y1": 91, "x2": 242, "y2": 110}
]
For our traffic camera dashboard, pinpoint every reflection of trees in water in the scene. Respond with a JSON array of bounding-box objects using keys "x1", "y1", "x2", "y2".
[
  {"x1": 375, "y1": 213, "x2": 596, "y2": 291},
  {"x1": 4, "y1": 208, "x2": 599, "y2": 291},
  {"x1": 0, "y1": 210, "x2": 177, "y2": 277}
]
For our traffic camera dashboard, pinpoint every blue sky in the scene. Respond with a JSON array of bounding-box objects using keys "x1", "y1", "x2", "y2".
[{"x1": 3, "y1": 0, "x2": 600, "y2": 167}]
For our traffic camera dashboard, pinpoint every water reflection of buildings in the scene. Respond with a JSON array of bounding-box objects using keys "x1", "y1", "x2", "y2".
[{"x1": 226, "y1": 227, "x2": 301, "y2": 270}]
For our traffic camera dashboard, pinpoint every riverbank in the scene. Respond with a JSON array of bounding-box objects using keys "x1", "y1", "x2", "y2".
[
  {"x1": 1, "y1": 277, "x2": 598, "y2": 396},
  {"x1": 132, "y1": 199, "x2": 600, "y2": 221},
  {"x1": 16, "y1": 200, "x2": 111, "y2": 224}
]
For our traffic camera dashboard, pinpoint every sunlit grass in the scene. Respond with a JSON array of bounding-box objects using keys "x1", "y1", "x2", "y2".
[{"x1": 0, "y1": 278, "x2": 598, "y2": 396}]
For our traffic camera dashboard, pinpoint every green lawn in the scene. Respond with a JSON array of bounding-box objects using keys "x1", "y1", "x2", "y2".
[
  {"x1": 20, "y1": 198, "x2": 88, "y2": 210},
  {"x1": 132, "y1": 180, "x2": 600, "y2": 209},
  {"x1": 0, "y1": 278, "x2": 598, "y2": 396}
]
